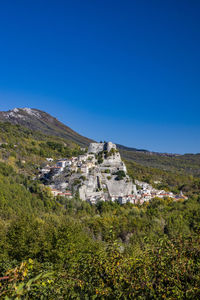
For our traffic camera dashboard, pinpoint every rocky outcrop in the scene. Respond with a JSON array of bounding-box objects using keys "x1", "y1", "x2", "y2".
[
  {"x1": 44, "y1": 141, "x2": 137, "y2": 204},
  {"x1": 88, "y1": 143, "x2": 104, "y2": 154},
  {"x1": 88, "y1": 142, "x2": 117, "y2": 154},
  {"x1": 74, "y1": 142, "x2": 136, "y2": 202}
]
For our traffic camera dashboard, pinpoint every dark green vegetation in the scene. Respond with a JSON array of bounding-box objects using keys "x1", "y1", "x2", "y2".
[
  {"x1": 115, "y1": 170, "x2": 126, "y2": 181},
  {"x1": 0, "y1": 161, "x2": 200, "y2": 299},
  {"x1": 0, "y1": 119, "x2": 200, "y2": 299}
]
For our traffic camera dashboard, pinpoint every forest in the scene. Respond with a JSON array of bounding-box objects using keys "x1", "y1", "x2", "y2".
[{"x1": 0, "y1": 123, "x2": 200, "y2": 299}]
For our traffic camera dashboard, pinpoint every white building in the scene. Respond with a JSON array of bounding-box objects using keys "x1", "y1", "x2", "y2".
[{"x1": 46, "y1": 158, "x2": 53, "y2": 162}]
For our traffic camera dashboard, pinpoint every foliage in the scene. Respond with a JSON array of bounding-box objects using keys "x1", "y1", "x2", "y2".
[
  {"x1": 126, "y1": 160, "x2": 200, "y2": 197},
  {"x1": 0, "y1": 122, "x2": 83, "y2": 176},
  {"x1": 115, "y1": 170, "x2": 126, "y2": 180},
  {"x1": 0, "y1": 122, "x2": 200, "y2": 299}
]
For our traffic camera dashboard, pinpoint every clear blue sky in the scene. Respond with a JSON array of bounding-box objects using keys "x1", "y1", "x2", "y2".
[{"x1": 0, "y1": 0, "x2": 199, "y2": 154}]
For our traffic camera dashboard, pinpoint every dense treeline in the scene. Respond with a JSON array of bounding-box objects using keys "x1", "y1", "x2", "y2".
[
  {"x1": 0, "y1": 161, "x2": 200, "y2": 299},
  {"x1": 0, "y1": 123, "x2": 200, "y2": 298}
]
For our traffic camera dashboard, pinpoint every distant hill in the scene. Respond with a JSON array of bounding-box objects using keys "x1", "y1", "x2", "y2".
[
  {"x1": 0, "y1": 108, "x2": 93, "y2": 147},
  {"x1": 117, "y1": 144, "x2": 200, "y2": 177},
  {"x1": 120, "y1": 148, "x2": 200, "y2": 176},
  {"x1": 116, "y1": 143, "x2": 149, "y2": 153}
]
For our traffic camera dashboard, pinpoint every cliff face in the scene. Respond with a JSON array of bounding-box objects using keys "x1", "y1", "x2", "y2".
[
  {"x1": 79, "y1": 142, "x2": 133, "y2": 201},
  {"x1": 46, "y1": 142, "x2": 137, "y2": 204},
  {"x1": 88, "y1": 142, "x2": 117, "y2": 154}
]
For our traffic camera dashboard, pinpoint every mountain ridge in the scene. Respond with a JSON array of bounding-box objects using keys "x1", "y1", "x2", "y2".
[
  {"x1": 0, "y1": 107, "x2": 200, "y2": 176},
  {"x1": 116, "y1": 143, "x2": 182, "y2": 157}
]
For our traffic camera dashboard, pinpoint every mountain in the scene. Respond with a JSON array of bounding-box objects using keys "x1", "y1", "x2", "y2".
[
  {"x1": 0, "y1": 107, "x2": 176, "y2": 154},
  {"x1": 0, "y1": 107, "x2": 200, "y2": 176},
  {"x1": 0, "y1": 108, "x2": 93, "y2": 147}
]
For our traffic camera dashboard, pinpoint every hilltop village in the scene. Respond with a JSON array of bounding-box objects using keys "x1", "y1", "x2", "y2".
[{"x1": 40, "y1": 142, "x2": 187, "y2": 204}]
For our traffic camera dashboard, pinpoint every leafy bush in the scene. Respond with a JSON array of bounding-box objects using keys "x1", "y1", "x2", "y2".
[{"x1": 115, "y1": 170, "x2": 126, "y2": 180}]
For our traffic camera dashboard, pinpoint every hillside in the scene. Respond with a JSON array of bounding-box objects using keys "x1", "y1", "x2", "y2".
[
  {"x1": 0, "y1": 120, "x2": 200, "y2": 299},
  {"x1": 0, "y1": 122, "x2": 84, "y2": 175},
  {"x1": 0, "y1": 134, "x2": 200, "y2": 299},
  {"x1": 0, "y1": 108, "x2": 93, "y2": 147},
  {"x1": 120, "y1": 148, "x2": 200, "y2": 177},
  {"x1": 0, "y1": 122, "x2": 199, "y2": 198}
]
